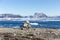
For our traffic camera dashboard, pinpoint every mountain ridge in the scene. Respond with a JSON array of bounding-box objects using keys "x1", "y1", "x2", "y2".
[{"x1": 0, "y1": 13, "x2": 59, "y2": 18}]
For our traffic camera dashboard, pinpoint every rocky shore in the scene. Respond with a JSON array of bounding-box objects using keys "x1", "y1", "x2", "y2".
[
  {"x1": 0, "y1": 21, "x2": 60, "y2": 40},
  {"x1": 0, "y1": 28, "x2": 60, "y2": 40}
]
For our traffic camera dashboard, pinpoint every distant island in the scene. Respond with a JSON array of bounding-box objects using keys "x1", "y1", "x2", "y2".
[
  {"x1": 0, "y1": 13, "x2": 60, "y2": 21},
  {"x1": 0, "y1": 13, "x2": 60, "y2": 18}
]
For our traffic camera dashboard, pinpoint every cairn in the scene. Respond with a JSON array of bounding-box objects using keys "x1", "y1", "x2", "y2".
[{"x1": 20, "y1": 20, "x2": 31, "y2": 29}]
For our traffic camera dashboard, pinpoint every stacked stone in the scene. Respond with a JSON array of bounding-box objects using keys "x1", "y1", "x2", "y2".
[{"x1": 20, "y1": 20, "x2": 31, "y2": 29}]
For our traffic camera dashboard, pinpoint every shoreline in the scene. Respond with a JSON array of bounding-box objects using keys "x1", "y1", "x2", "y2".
[{"x1": 0, "y1": 28, "x2": 60, "y2": 40}]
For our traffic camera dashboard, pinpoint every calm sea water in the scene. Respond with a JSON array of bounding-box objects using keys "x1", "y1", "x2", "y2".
[{"x1": 0, "y1": 20, "x2": 60, "y2": 28}]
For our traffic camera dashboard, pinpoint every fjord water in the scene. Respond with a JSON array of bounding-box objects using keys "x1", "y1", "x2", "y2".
[{"x1": 0, "y1": 20, "x2": 60, "y2": 28}]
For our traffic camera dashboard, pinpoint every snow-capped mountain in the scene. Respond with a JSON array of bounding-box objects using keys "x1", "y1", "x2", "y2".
[
  {"x1": 33, "y1": 12, "x2": 47, "y2": 18},
  {"x1": 0, "y1": 13, "x2": 60, "y2": 21},
  {"x1": 0, "y1": 14, "x2": 22, "y2": 18},
  {"x1": 0, "y1": 13, "x2": 48, "y2": 18}
]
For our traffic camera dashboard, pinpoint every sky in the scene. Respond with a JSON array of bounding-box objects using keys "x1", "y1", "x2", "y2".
[{"x1": 0, "y1": 0, "x2": 60, "y2": 16}]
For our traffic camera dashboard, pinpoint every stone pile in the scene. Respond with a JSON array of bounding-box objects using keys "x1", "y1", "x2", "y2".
[{"x1": 20, "y1": 20, "x2": 31, "y2": 29}]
